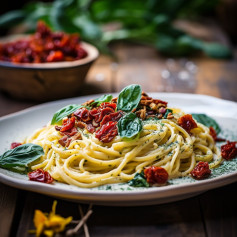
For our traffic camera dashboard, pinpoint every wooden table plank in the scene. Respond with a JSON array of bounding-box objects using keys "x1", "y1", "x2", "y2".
[
  {"x1": 199, "y1": 182, "x2": 237, "y2": 237},
  {"x1": 0, "y1": 183, "x2": 18, "y2": 237},
  {"x1": 194, "y1": 56, "x2": 237, "y2": 101},
  {"x1": 88, "y1": 197, "x2": 205, "y2": 237}
]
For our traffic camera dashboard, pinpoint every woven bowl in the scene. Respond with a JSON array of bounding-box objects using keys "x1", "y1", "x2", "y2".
[{"x1": 0, "y1": 35, "x2": 99, "y2": 101}]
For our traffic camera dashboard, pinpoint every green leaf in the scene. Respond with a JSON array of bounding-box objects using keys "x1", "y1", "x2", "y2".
[
  {"x1": 155, "y1": 34, "x2": 175, "y2": 53},
  {"x1": 202, "y1": 43, "x2": 232, "y2": 59},
  {"x1": 0, "y1": 144, "x2": 44, "y2": 173},
  {"x1": 24, "y1": 2, "x2": 51, "y2": 28},
  {"x1": 50, "y1": 0, "x2": 78, "y2": 32},
  {"x1": 164, "y1": 109, "x2": 173, "y2": 119},
  {"x1": 117, "y1": 84, "x2": 142, "y2": 112},
  {"x1": 118, "y1": 112, "x2": 142, "y2": 139},
  {"x1": 191, "y1": 113, "x2": 221, "y2": 134},
  {"x1": 156, "y1": 34, "x2": 202, "y2": 56},
  {"x1": 0, "y1": 10, "x2": 25, "y2": 28},
  {"x1": 73, "y1": 14, "x2": 102, "y2": 39},
  {"x1": 128, "y1": 171, "x2": 149, "y2": 187},
  {"x1": 51, "y1": 104, "x2": 82, "y2": 125},
  {"x1": 91, "y1": 94, "x2": 113, "y2": 106}
]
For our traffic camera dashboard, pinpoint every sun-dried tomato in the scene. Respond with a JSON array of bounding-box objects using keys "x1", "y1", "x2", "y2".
[
  {"x1": 144, "y1": 166, "x2": 168, "y2": 184},
  {"x1": 90, "y1": 107, "x2": 115, "y2": 123},
  {"x1": 191, "y1": 161, "x2": 211, "y2": 180},
  {"x1": 10, "y1": 142, "x2": 22, "y2": 149},
  {"x1": 59, "y1": 132, "x2": 81, "y2": 147},
  {"x1": 209, "y1": 127, "x2": 226, "y2": 142},
  {"x1": 95, "y1": 121, "x2": 118, "y2": 143},
  {"x1": 46, "y1": 50, "x2": 64, "y2": 62},
  {"x1": 0, "y1": 21, "x2": 87, "y2": 63},
  {"x1": 74, "y1": 108, "x2": 91, "y2": 122},
  {"x1": 100, "y1": 102, "x2": 117, "y2": 110},
  {"x1": 60, "y1": 116, "x2": 75, "y2": 132},
  {"x1": 178, "y1": 114, "x2": 197, "y2": 133},
  {"x1": 100, "y1": 111, "x2": 123, "y2": 126},
  {"x1": 60, "y1": 127, "x2": 78, "y2": 137},
  {"x1": 28, "y1": 169, "x2": 54, "y2": 184},
  {"x1": 65, "y1": 102, "x2": 119, "y2": 142},
  {"x1": 100, "y1": 107, "x2": 115, "y2": 118},
  {"x1": 221, "y1": 141, "x2": 237, "y2": 160},
  {"x1": 86, "y1": 123, "x2": 96, "y2": 133}
]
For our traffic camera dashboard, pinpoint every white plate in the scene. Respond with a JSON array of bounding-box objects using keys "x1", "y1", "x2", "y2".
[{"x1": 0, "y1": 93, "x2": 237, "y2": 206}]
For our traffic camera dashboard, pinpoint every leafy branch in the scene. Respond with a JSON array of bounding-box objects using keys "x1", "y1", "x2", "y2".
[{"x1": 0, "y1": 0, "x2": 232, "y2": 58}]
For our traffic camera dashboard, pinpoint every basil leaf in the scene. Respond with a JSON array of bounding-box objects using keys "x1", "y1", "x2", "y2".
[
  {"x1": 191, "y1": 114, "x2": 221, "y2": 134},
  {"x1": 0, "y1": 144, "x2": 44, "y2": 173},
  {"x1": 91, "y1": 94, "x2": 113, "y2": 106},
  {"x1": 118, "y1": 112, "x2": 142, "y2": 139},
  {"x1": 164, "y1": 109, "x2": 173, "y2": 119},
  {"x1": 51, "y1": 104, "x2": 82, "y2": 125},
  {"x1": 117, "y1": 84, "x2": 142, "y2": 112},
  {"x1": 128, "y1": 171, "x2": 149, "y2": 187}
]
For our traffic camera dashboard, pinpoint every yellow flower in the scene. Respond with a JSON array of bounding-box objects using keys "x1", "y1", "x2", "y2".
[{"x1": 32, "y1": 201, "x2": 72, "y2": 237}]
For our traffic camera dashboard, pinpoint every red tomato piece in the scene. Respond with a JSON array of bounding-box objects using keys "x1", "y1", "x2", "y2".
[
  {"x1": 178, "y1": 114, "x2": 197, "y2": 133},
  {"x1": 144, "y1": 166, "x2": 168, "y2": 184},
  {"x1": 60, "y1": 127, "x2": 78, "y2": 137},
  {"x1": 89, "y1": 107, "x2": 114, "y2": 123},
  {"x1": 221, "y1": 141, "x2": 237, "y2": 160},
  {"x1": 74, "y1": 108, "x2": 91, "y2": 122},
  {"x1": 86, "y1": 123, "x2": 96, "y2": 133},
  {"x1": 99, "y1": 107, "x2": 116, "y2": 120},
  {"x1": 10, "y1": 142, "x2": 22, "y2": 149},
  {"x1": 46, "y1": 50, "x2": 64, "y2": 62},
  {"x1": 60, "y1": 116, "x2": 75, "y2": 132},
  {"x1": 0, "y1": 21, "x2": 87, "y2": 63},
  {"x1": 100, "y1": 102, "x2": 117, "y2": 110},
  {"x1": 190, "y1": 161, "x2": 211, "y2": 180},
  {"x1": 28, "y1": 169, "x2": 54, "y2": 184},
  {"x1": 100, "y1": 111, "x2": 123, "y2": 126},
  {"x1": 95, "y1": 121, "x2": 118, "y2": 143},
  {"x1": 76, "y1": 46, "x2": 88, "y2": 59},
  {"x1": 89, "y1": 108, "x2": 100, "y2": 122}
]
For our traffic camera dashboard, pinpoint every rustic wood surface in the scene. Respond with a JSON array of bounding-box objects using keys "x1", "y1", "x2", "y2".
[{"x1": 0, "y1": 21, "x2": 237, "y2": 237}]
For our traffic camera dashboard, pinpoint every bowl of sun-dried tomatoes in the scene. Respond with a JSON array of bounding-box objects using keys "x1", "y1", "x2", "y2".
[{"x1": 0, "y1": 21, "x2": 99, "y2": 101}]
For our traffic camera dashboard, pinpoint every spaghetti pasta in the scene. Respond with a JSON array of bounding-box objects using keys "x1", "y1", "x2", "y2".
[{"x1": 25, "y1": 85, "x2": 222, "y2": 188}]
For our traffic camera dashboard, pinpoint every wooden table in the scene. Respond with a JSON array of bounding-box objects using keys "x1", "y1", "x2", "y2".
[{"x1": 0, "y1": 37, "x2": 237, "y2": 236}]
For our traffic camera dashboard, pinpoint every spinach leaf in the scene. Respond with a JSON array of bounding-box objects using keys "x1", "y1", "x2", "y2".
[
  {"x1": 118, "y1": 112, "x2": 142, "y2": 139},
  {"x1": 0, "y1": 144, "x2": 44, "y2": 173},
  {"x1": 51, "y1": 104, "x2": 82, "y2": 125},
  {"x1": 91, "y1": 94, "x2": 113, "y2": 106},
  {"x1": 191, "y1": 113, "x2": 221, "y2": 134},
  {"x1": 164, "y1": 109, "x2": 173, "y2": 119},
  {"x1": 128, "y1": 171, "x2": 149, "y2": 187},
  {"x1": 117, "y1": 84, "x2": 142, "y2": 112}
]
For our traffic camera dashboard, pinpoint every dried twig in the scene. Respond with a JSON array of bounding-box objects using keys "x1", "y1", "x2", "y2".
[
  {"x1": 79, "y1": 204, "x2": 93, "y2": 237},
  {"x1": 66, "y1": 204, "x2": 93, "y2": 236}
]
